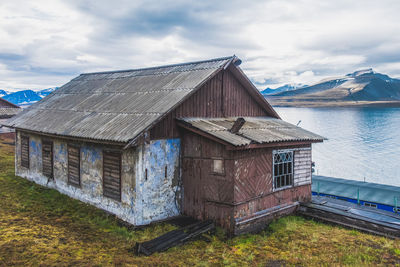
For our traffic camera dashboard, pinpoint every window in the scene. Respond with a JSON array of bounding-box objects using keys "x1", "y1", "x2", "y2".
[
  {"x1": 273, "y1": 150, "x2": 293, "y2": 190},
  {"x1": 212, "y1": 159, "x2": 225, "y2": 175},
  {"x1": 103, "y1": 151, "x2": 121, "y2": 201},
  {"x1": 42, "y1": 140, "x2": 53, "y2": 178},
  {"x1": 364, "y1": 202, "x2": 377, "y2": 208},
  {"x1": 68, "y1": 145, "x2": 80, "y2": 187},
  {"x1": 21, "y1": 136, "x2": 29, "y2": 168}
]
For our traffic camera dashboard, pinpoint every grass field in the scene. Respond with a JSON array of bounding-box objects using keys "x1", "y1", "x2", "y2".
[{"x1": 1, "y1": 134, "x2": 400, "y2": 266}]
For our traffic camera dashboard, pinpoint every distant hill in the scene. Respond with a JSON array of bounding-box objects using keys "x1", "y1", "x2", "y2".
[
  {"x1": 1, "y1": 87, "x2": 57, "y2": 106},
  {"x1": 266, "y1": 69, "x2": 400, "y2": 107},
  {"x1": 261, "y1": 84, "x2": 307, "y2": 95}
]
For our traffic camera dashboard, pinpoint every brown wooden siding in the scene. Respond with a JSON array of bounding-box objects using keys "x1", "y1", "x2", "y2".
[
  {"x1": 42, "y1": 140, "x2": 53, "y2": 178},
  {"x1": 182, "y1": 129, "x2": 312, "y2": 233},
  {"x1": 182, "y1": 131, "x2": 234, "y2": 225},
  {"x1": 232, "y1": 148, "x2": 273, "y2": 203},
  {"x1": 68, "y1": 145, "x2": 81, "y2": 187},
  {"x1": 21, "y1": 135, "x2": 29, "y2": 168},
  {"x1": 103, "y1": 151, "x2": 121, "y2": 201},
  {"x1": 150, "y1": 69, "x2": 270, "y2": 140},
  {"x1": 234, "y1": 184, "x2": 311, "y2": 220}
]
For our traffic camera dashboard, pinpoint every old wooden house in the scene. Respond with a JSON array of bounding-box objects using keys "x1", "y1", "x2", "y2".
[
  {"x1": 4, "y1": 56, "x2": 323, "y2": 234},
  {"x1": 0, "y1": 97, "x2": 21, "y2": 119}
]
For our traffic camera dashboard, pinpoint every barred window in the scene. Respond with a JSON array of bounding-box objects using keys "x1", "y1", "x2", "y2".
[{"x1": 273, "y1": 151, "x2": 293, "y2": 190}]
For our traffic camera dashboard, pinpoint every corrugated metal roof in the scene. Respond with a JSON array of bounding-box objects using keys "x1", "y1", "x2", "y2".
[
  {"x1": 0, "y1": 108, "x2": 21, "y2": 118},
  {"x1": 179, "y1": 117, "x2": 325, "y2": 146},
  {"x1": 312, "y1": 175, "x2": 400, "y2": 207},
  {"x1": 3, "y1": 56, "x2": 234, "y2": 143}
]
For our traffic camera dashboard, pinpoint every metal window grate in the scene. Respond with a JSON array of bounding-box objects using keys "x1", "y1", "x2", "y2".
[{"x1": 273, "y1": 151, "x2": 293, "y2": 190}]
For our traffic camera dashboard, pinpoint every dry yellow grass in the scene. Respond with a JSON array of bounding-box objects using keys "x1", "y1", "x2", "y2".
[{"x1": 0, "y1": 133, "x2": 400, "y2": 266}]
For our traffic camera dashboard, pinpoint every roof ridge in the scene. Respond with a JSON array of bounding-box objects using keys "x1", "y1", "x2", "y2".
[{"x1": 80, "y1": 56, "x2": 235, "y2": 76}]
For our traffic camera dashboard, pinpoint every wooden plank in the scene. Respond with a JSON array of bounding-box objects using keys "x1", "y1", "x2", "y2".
[
  {"x1": 103, "y1": 150, "x2": 121, "y2": 201},
  {"x1": 42, "y1": 140, "x2": 53, "y2": 178},
  {"x1": 21, "y1": 136, "x2": 29, "y2": 168},
  {"x1": 68, "y1": 144, "x2": 80, "y2": 187}
]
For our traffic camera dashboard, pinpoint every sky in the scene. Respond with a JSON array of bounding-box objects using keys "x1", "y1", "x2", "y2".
[{"x1": 1, "y1": 0, "x2": 400, "y2": 91}]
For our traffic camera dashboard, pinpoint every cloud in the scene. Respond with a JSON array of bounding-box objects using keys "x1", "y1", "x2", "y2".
[{"x1": 0, "y1": 0, "x2": 399, "y2": 90}]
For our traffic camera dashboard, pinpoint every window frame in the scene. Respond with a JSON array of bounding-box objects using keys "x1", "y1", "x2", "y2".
[
  {"x1": 20, "y1": 135, "x2": 30, "y2": 169},
  {"x1": 211, "y1": 157, "x2": 225, "y2": 176},
  {"x1": 67, "y1": 144, "x2": 81, "y2": 187},
  {"x1": 272, "y1": 150, "x2": 294, "y2": 191}
]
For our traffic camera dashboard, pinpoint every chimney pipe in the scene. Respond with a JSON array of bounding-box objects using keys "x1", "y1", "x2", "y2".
[{"x1": 230, "y1": 117, "x2": 245, "y2": 134}]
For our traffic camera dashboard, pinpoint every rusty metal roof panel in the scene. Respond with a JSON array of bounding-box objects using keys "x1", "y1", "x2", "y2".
[
  {"x1": 4, "y1": 57, "x2": 234, "y2": 142},
  {"x1": 179, "y1": 117, "x2": 325, "y2": 146}
]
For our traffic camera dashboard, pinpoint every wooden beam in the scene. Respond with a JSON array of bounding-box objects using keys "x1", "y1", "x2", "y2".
[
  {"x1": 227, "y1": 140, "x2": 322, "y2": 150},
  {"x1": 15, "y1": 128, "x2": 126, "y2": 147}
]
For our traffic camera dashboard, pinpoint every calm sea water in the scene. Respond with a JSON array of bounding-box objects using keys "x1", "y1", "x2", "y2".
[{"x1": 275, "y1": 107, "x2": 400, "y2": 187}]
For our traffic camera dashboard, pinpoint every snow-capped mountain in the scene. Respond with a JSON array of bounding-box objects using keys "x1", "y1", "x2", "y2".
[
  {"x1": 266, "y1": 69, "x2": 400, "y2": 107},
  {"x1": 3, "y1": 90, "x2": 42, "y2": 106},
  {"x1": 0, "y1": 90, "x2": 8, "y2": 97},
  {"x1": 37, "y1": 87, "x2": 58, "y2": 97},
  {"x1": 1, "y1": 87, "x2": 58, "y2": 107},
  {"x1": 261, "y1": 83, "x2": 307, "y2": 95}
]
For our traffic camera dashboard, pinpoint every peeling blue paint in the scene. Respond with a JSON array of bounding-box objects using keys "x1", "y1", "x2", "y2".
[
  {"x1": 30, "y1": 140, "x2": 41, "y2": 156},
  {"x1": 54, "y1": 142, "x2": 67, "y2": 163},
  {"x1": 81, "y1": 146, "x2": 102, "y2": 163},
  {"x1": 137, "y1": 138, "x2": 181, "y2": 225}
]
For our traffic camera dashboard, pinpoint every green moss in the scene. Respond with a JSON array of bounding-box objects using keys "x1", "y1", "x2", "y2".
[{"x1": 1, "y1": 134, "x2": 400, "y2": 266}]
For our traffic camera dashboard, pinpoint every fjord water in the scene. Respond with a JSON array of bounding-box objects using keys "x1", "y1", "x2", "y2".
[{"x1": 275, "y1": 107, "x2": 400, "y2": 186}]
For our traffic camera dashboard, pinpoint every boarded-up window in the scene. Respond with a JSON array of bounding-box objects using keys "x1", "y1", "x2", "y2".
[
  {"x1": 42, "y1": 140, "x2": 53, "y2": 178},
  {"x1": 212, "y1": 159, "x2": 225, "y2": 175},
  {"x1": 68, "y1": 145, "x2": 80, "y2": 187},
  {"x1": 21, "y1": 136, "x2": 29, "y2": 168},
  {"x1": 103, "y1": 151, "x2": 121, "y2": 201}
]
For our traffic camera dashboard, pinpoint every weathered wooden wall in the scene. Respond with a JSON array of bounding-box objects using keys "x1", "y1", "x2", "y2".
[
  {"x1": 293, "y1": 148, "x2": 312, "y2": 186},
  {"x1": 150, "y1": 69, "x2": 271, "y2": 139},
  {"x1": 181, "y1": 131, "x2": 236, "y2": 229},
  {"x1": 181, "y1": 130, "x2": 313, "y2": 233}
]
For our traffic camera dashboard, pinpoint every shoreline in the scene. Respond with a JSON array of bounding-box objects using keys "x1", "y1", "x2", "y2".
[{"x1": 267, "y1": 100, "x2": 400, "y2": 108}]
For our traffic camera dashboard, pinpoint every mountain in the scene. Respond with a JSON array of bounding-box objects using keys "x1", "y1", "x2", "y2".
[
  {"x1": 261, "y1": 84, "x2": 307, "y2": 95},
  {"x1": 0, "y1": 87, "x2": 58, "y2": 107},
  {"x1": 3, "y1": 90, "x2": 42, "y2": 106},
  {"x1": 266, "y1": 69, "x2": 400, "y2": 107},
  {"x1": 37, "y1": 87, "x2": 58, "y2": 97},
  {"x1": 0, "y1": 90, "x2": 8, "y2": 97}
]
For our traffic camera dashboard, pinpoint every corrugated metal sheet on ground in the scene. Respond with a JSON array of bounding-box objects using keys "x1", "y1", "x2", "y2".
[
  {"x1": 3, "y1": 57, "x2": 234, "y2": 142},
  {"x1": 179, "y1": 117, "x2": 325, "y2": 146},
  {"x1": 312, "y1": 175, "x2": 400, "y2": 207}
]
